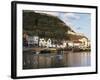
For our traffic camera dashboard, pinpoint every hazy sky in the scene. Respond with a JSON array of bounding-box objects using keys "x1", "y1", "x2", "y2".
[{"x1": 35, "y1": 11, "x2": 91, "y2": 40}]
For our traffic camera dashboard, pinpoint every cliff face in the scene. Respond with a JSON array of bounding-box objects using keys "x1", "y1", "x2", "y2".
[{"x1": 23, "y1": 10, "x2": 86, "y2": 40}]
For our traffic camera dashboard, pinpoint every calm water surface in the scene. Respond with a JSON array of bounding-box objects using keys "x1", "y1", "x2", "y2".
[{"x1": 23, "y1": 51, "x2": 91, "y2": 69}]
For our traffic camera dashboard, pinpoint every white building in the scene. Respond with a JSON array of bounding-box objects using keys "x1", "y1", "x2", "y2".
[
  {"x1": 79, "y1": 37, "x2": 88, "y2": 47},
  {"x1": 27, "y1": 36, "x2": 39, "y2": 46},
  {"x1": 27, "y1": 36, "x2": 34, "y2": 45},
  {"x1": 33, "y1": 36, "x2": 39, "y2": 44},
  {"x1": 67, "y1": 41, "x2": 73, "y2": 47},
  {"x1": 73, "y1": 41, "x2": 82, "y2": 48},
  {"x1": 39, "y1": 38, "x2": 46, "y2": 47},
  {"x1": 62, "y1": 41, "x2": 67, "y2": 48},
  {"x1": 46, "y1": 38, "x2": 52, "y2": 48}
]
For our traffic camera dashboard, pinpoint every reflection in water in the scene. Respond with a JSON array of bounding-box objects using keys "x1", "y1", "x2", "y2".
[
  {"x1": 23, "y1": 51, "x2": 91, "y2": 69},
  {"x1": 64, "y1": 52, "x2": 91, "y2": 67}
]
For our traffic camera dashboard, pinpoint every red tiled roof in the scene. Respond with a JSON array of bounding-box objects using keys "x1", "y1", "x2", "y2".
[{"x1": 73, "y1": 41, "x2": 82, "y2": 43}]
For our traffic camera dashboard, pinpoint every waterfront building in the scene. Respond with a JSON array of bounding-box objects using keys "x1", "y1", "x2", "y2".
[
  {"x1": 73, "y1": 41, "x2": 82, "y2": 48},
  {"x1": 46, "y1": 38, "x2": 52, "y2": 48},
  {"x1": 27, "y1": 36, "x2": 39, "y2": 47},
  {"x1": 79, "y1": 37, "x2": 88, "y2": 47},
  {"x1": 39, "y1": 38, "x2": 46, "y2": 47}
]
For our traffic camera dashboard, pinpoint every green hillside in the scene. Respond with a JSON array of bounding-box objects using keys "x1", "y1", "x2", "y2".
[{"x1": 23, "y1": 10, "x2": 75, "y2": 40}]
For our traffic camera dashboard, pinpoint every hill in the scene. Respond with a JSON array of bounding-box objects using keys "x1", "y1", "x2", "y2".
[{"x1": 23, "y1": 10, "x2": 87, "y2": 40}]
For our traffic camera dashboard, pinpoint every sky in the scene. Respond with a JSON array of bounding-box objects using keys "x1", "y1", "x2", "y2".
[{"x1": 35, "y1": 11, "x2": 91, "y2": 40}]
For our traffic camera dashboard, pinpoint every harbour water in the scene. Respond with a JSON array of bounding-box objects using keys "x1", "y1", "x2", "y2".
[{"x1": 23, "y1": 51, "x2": 91, "y2": 69}]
